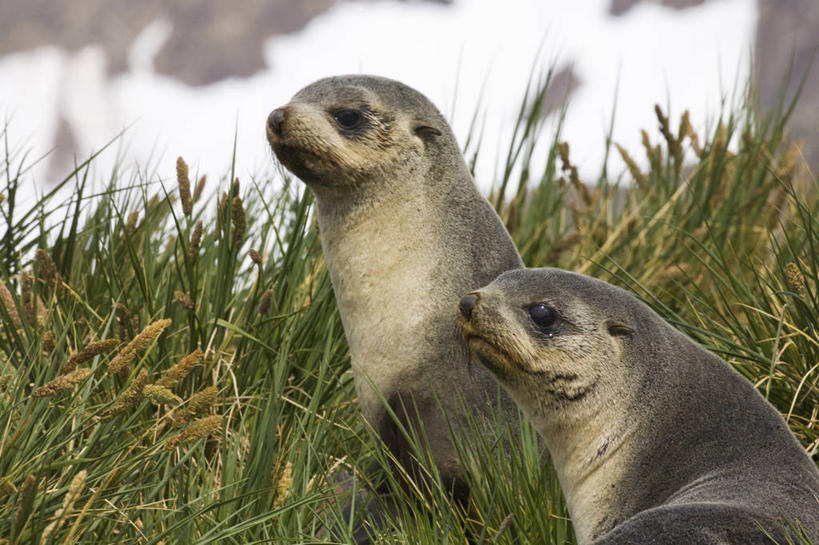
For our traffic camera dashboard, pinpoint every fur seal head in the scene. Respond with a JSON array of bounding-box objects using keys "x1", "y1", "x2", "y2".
[
  {"x1": 459, "y1": 268, "x2": 819, "y2": 544},
  {"x1": 267, "y1": 75, "x2": 450, "y2": 200}
]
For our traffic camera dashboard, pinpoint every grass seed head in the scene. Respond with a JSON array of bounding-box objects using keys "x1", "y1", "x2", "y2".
[
  {"x1": 63, "y1": 338, "x2": 120, "y2": 373},
  {"x1": 41, "y1": 470, "x2": 87, "y2": 542},
  {"x1": 108, "y1": 319, "x2": 172, "y2": 375},
  {"x1": 166, "y1": 414, "x2": 221, "y2": 450},
  {"x1": 174, "y1": 290, "x2": 195, "y2": 311},
  {"x1": 115, "y1": 303, "x2": 132, "y2": 343},
  {"x1": 176, "y1": 156, "x2": 193, "y2": 216},
  {"x1": 32, "y1": 368, "x2": 92, "y2": 398},
  {"x1": 785, "y1": 262, "x2": 809, "y2": 300},
  {"x1": 14, "y1": 474, "x2": 38, "y2": 531},
  {"x1": 615, "y1": 143, "x2": 648, "y2": 191},
  {"x1": 193, "y1": 174, "x2": 207, "y2": 202},
  {"x1": 126, "y1": 211, "x2": 139, "y2": 235},
  {"x1": 104, "y1": 367, "x2": 149, "y2": 420},
  {"x1": 35, "y1": 248, "x2": 60, "y2": 294},
  {"x1": 186, "y1": 385, "x2": 217, "y2": 415},
  {"x1": 0, "y1": 279, "x2": 21, "y2": 329},
  {"x1": 249, "y1": 248, "x2": 263, "y2": 265},
  {"x1": 157, "y1": 348, "x2": 203, "y2": 389},
  {"x1": 42, "y1": 330, "x2": 56, "y2": 356},
  {"x1": 232, "y1": 196, "x2": 246, "y2": 248},
  {"x1": 20, "y1": 270, "x2": 34, "y2": 323},
  {"x1": 258, "y1": 289, "x2": 273, "y2": 315},
  {"x1": 189, "y1": 220, "x2": 203, "y2": 260},
  {"x1": 144, "y1": 384, "x2": 182, "y2": 406},
  {"x1": 272, "y1": 461, "x2": 293, "y2": 510}
]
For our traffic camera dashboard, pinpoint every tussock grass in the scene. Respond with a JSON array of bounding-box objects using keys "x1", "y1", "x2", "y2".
[{"x1": 1, "y1": 71, "x2": 817, "y2": 543}]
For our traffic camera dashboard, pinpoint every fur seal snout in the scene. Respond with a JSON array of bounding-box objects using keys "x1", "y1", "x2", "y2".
[{"x1": 460, "y1": 268, "x2": 819, "y2": 545}]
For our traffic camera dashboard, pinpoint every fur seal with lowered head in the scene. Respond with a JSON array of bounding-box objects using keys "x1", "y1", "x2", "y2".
[
  {"x1": 459, "y1": 267, "x2": 819, "y2": 544},
  {"x1": 266, "y1": 75, "x2": 523, "y2": 500}
]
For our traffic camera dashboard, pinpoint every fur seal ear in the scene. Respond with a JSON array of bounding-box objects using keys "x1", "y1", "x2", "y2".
[
  {"x1": 606, "y1": 321, "x2": 634, "y2": 337},
  {"x1": 413, "y1": 123, "x2": 442, "y2": 137}
]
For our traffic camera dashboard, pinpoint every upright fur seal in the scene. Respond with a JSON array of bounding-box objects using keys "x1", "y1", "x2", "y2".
[
  {"x1": 459, "y1": 268, "x2": 819, "y2": 545},
  {"x1": 266, "y1": 75, "x2": 523, "y2": 499}
]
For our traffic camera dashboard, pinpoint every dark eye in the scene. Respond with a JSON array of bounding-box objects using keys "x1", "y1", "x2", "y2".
[
  {"x1": 528, "y1": 304, "x2": 557, "y2": 329},
  {"x1": 333, "y1": 109, "x2": 362, "y2": 129}
]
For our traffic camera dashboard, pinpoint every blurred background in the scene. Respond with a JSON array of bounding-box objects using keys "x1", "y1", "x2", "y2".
[{"x1": 0, "y1": 0, "x2": 816, "y2": 200}]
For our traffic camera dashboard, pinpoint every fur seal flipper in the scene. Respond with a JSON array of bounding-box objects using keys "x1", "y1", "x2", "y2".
[
  {"x1": 267, "y1": 75, "x2": 523, "y2": 500},
  {"x1": 460, "y1": 268, "x2": 819, "y2": 545}
]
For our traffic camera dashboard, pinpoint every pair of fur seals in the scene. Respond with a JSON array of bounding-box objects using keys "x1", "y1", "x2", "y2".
[
  {"x1": 266, "y1": 75, "x2": 523, "y2": 503},
  {"x1": 459, "y1": 268, "x2": 819, "y2": 545}
]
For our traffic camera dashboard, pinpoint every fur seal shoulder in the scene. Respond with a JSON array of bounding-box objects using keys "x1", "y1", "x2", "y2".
[
  {"x1": 266, "y1": 75, "x2": 523, "y2": 498},
  {"x1": 459, "y1": 267, "x2": 819, "y2": 544}
]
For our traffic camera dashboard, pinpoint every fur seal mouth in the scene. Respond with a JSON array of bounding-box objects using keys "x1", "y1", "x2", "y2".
[
  {"x1": 269, "y1": 142, "x2": 325, "y2": 182},
  {"x1": 464, "y1": 334, "x2": 524, "y2": 381}
]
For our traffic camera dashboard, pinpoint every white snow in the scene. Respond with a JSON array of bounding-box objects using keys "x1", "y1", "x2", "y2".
[{"x1": 0, "y1": 0, "x2": 756, "y2": 211}]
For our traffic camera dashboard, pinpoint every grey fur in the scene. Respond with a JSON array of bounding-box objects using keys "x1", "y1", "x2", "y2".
[
  {"x1": 266, "y1": 75, "x2": 523, "y2": 496},
  {"x1": 461, "y1": 268, "x2": 819, "y2": 545}
]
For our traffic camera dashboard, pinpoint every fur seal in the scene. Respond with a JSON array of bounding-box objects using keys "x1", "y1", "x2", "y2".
[
  {"x1": 266, "y1": 75, "x2": 523, "y2": 500},
  {"x1": 458, "y1": 268, "x2": 819, "y2": 545}
]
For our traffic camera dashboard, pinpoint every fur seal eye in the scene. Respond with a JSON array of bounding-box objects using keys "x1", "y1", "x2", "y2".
[
  {"x1": 528, "y1": 304, "x2": 557, "y2": 330},
  {"x1": 333, "y1": 109, "x2": 362, "y2": 129}
]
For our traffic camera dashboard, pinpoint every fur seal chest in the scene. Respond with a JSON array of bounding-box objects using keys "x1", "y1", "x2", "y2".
[
  {"x1": 459, "y1": 267, "x2": 819, "y2": 544},
  {"x1": 266, "y1": 75, "x2": 523, "y2": 496}
]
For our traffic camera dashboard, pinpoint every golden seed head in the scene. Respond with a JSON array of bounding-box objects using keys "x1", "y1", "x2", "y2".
[
  {"x1": 176, "y1": 156, "x2": 193, "y2": 216},
  {"x1": 189, "y1": 220, "x2": 203, "y2": 260},
  {"x1": 186, "y1": 386, "x2": 218, "y2": 415},
  {"x1": 104, "y1": 368, "x2": 149, "y2": 420},
  {"x1": 156, "y1": 348, "x2": 203, "y2": 389},
  {"x1": 35, "y1": 248, "x2": 59, "y2": 294},
  {"x1": 115, "y1": 303, "x2": 132, "y2": 343},
  {"x1": 32, "y1": 368, "x2": 92, "y2": 398},
  {"x1": 194, "y1": 174, "x2": 207, "y2": 203},
  {"x1": 144, "y1": 384, "x2": 182, "y2": 406},
  {"x1": 0, "y1": 279, "x2": 21, "y2": 329},
  {"x1": 258, "y1": 289, "x2": 273, "y2": 315},
  {"x1": 126, "y1": 211, "x2": 139, "y2": 235},
  {"x1": 614, "y1": 143, "x2": 648, "y2": 191},
  {"x1": 42, "y1": 330, "x2": 56, "y2": 356},
  {"x1": 63, "y1": 339, "x2": 120, "y2": 373},
  {"x1": 785, "y1": 262, "x2": 808, "y2": 300},
  {"x1": 173, "y1": 290, "x2": 195, "y2": 311},
  {"x1": 41, "y1": 470, "x2": 87, "y2": 542},
  {"x1": 108, "y1": 319, "x2": 172, "y2": 375},
  {"x1": 231, "y1": 196, "x2": 246, "y2": 248},
  {"x1": 20, "y1": 270, "x2": 34, "y2": 323},
  {"x1": 15, "y1": 474, "x2": 38, "y2": 530},
  {"x1": 272, "y1": 461, "x2": 293, "y2": 510},
  {"x1": 165, "y1": 415, "x2": 221, "y2": 450},
  {"x1": 249, "y1": 249, "x2": 263, "y2": 265}
]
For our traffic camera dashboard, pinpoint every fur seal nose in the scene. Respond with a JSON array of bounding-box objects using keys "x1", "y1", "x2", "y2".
[
  {"x1": 459, "y1": 294, "x2": 477, "y2": 321},
  {"x1": 268, "y1": 109, "x2": 285, "y2": 137}
]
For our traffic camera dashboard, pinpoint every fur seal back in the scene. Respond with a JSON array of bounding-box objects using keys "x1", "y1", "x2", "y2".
[{"x1": 459, "y1": 267, "x2": 819, "y2": 544}]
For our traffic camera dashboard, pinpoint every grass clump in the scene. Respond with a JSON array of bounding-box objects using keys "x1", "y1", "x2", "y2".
[{"x1": 0, "y1": 69, "x2": 817, "y2": 544}]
